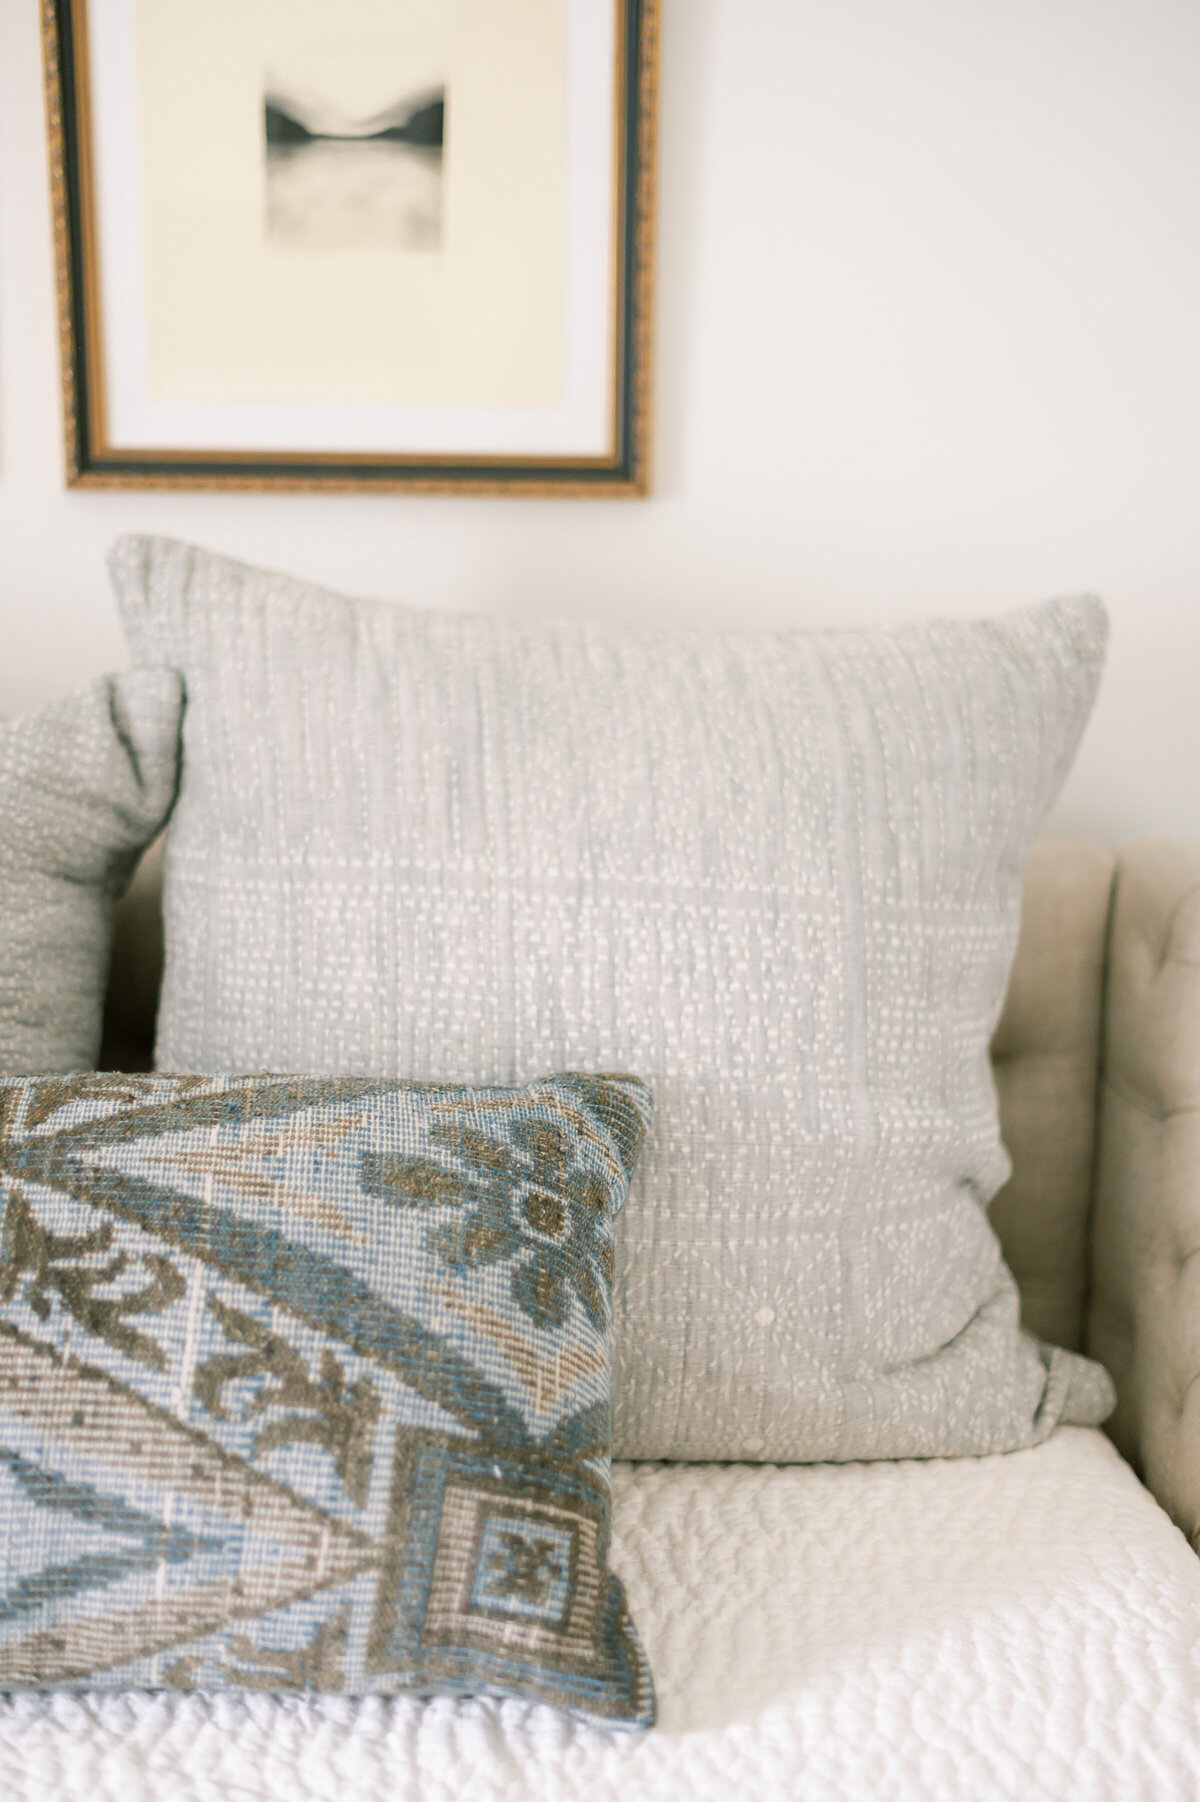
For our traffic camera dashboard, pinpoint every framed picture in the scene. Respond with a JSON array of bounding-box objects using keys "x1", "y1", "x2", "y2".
[{"x1": 42, "y1": 0, "x2": 658, "y2": 495}]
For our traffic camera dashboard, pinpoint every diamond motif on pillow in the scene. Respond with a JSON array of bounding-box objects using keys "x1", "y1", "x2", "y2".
[{"x1": 0, "y1": 1071, "x2": 654, "y2": 1724}]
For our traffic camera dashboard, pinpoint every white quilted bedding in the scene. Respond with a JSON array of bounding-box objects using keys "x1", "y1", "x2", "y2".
[{"x1": 3, "y1": 1427, "x2": 1199, "y2": 1802}]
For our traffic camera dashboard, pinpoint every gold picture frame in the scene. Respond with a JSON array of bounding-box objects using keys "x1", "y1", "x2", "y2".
[{"x1": 42, "y1": 0, "x2": 658, "y2": 495}]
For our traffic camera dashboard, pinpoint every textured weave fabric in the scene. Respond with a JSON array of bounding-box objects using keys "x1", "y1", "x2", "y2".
[
  {"x1": 0, "y1": 1070, "x2": 653, "y2": 1723},
  {"x1": 111, "y1": 534, "x2": 1115, "y2": 1463},
  {"x1": 0, "y1": 672, "x2": 182, "y2": 1074}
]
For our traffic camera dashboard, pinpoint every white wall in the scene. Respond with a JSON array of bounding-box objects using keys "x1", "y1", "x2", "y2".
[{"x1": 2, "y1": 0, "x2": 1198, "y2": 843}]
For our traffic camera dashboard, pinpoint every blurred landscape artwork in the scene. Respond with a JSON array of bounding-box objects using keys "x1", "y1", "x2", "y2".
[
  {"x1": 264, "y1": 74, "x2": 446, "y2": 249},
  {"x1": 44, "y1": 0, "x2": 658, "y2": 490}
]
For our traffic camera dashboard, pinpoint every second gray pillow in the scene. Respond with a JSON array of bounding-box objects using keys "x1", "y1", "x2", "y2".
[{"x1": 0, "y1": 670, "x2": 182, "y2": 1073}]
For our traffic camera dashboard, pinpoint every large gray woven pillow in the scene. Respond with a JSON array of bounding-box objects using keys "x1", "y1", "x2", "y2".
[
  {"x1": 111, "y1": 534, "x2": 1114, "y2": 1464},
  {"x1": 0, "y1": 672, "x2": 182, "y2": 1073}
]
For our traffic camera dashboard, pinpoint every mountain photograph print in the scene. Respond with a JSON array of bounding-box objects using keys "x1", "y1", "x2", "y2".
[{"x1": 264, "y1": 74, "x2": 447, "y2": 250}]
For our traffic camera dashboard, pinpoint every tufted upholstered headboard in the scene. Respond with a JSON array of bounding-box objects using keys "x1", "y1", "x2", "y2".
[{"x1": 987, "y1": 841, "x2": 1114, "y2": 1354}]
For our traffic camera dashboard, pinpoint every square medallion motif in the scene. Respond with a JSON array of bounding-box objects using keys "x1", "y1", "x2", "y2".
[{"x1": 468, "y1": 1508, "x2": 577, "y2": 1628}]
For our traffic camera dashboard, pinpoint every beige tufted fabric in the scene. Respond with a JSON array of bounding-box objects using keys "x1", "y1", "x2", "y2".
[
  {"x1": 99, "y1": 837, "x2": 1200, "y2": 1539},
  {"x1": 989, "y1": 842, "x2": 1115, "y2": 1352},
  {"x1": 1087, "y1": 840, "x2": 1200, "y2": 1547}
]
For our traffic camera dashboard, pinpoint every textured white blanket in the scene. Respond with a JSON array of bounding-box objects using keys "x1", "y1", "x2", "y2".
[{"x1": 3, "y1": 1428, "x2": 1198, "y2": 1802}]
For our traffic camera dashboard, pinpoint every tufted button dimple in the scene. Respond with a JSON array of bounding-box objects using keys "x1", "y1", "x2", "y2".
[{"x1": 754, "y1": 1306, "x2": 775, "y2": 1327}]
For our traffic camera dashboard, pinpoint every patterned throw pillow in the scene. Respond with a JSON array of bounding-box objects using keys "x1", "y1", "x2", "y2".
[{"x1": 0, "y1": 1070, "x2": 654, "y2": 1725}]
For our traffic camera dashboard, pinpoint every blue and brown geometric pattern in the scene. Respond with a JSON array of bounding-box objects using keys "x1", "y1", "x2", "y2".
[{"x1": 0, "y1": 1071, "x2": 654, "y2": 1724}]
